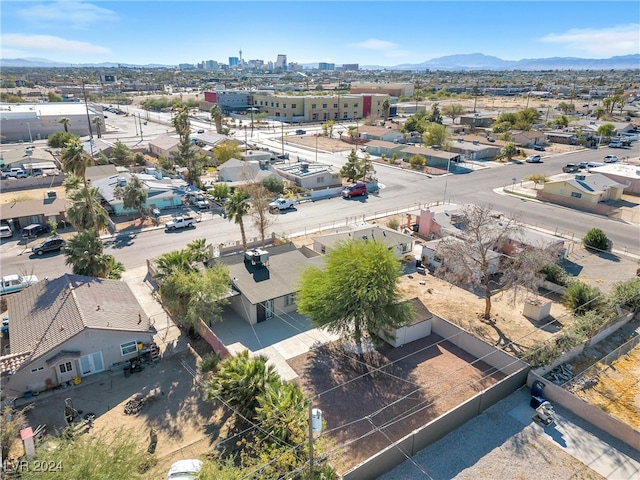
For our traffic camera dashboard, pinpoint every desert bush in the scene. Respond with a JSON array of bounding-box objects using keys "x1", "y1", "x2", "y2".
[
  {"x1": 563, "y1": 281, "x2": 602, "y2": 314},
  {"x1": 386, "y1": 218, "x2": 400, "y2": 231},
  {"x1": 608, "y1": 277, "x2": 640, "y2": 311},
  {"x1": 583, "y1": 228, "x2": 609, "y2": 252},
  {"x1": 541, "y1": 263, "x2": 571, "y2": 286}
]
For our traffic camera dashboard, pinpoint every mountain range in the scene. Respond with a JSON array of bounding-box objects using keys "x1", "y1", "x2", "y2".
[{"x1": 2, "y1": 53, "x2": 639, "y2": 70}]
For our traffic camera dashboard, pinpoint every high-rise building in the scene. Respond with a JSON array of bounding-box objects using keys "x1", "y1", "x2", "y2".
[
  {"x1": 229, "y1": 57, "x2": 239, "y2": 68},
  {"x1": 342, "y1": 64, "x2": 359, "y2": 71},
  {"x1": 275, "y1": 54, "x2": 287, "y2": 71},
  {"x1": 318, "y1": 62, "x2": 335, "y2": 71}
]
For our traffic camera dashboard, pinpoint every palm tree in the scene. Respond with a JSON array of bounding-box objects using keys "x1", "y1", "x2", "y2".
[
  {"x1": 154, "y1": 249, "x2": 195, "y2": 282},
  {"x1": 64, "y1": 230, "x2": 123, "y2": 279},
  {"x1": 186, "y1": 238, "x2": 209, "y2": 263},
  {"x1": 382, "y1": 98, "x2": 390, "y2": 125},
  {"x1": 226, "y1": 191, "x2": 250, "y2": 251},
  {"x1": 65, "y1": 186, "x2": 110, "y2": 231},
  {"x1": 210, "y1": 104, "x2": 223, "y2": 134},
  {"x1": 256, "y1": 381, "x2": 308, "y2": 445},
  {"x1": 92, "y1": 117, "x2": 103, "y2": 138},
  {"x1": 60, "y1": 138, "x2": 99, "y2": 233},
  {"x1": 58, "y1": 117, "x2": 70, "y2": 133},
  {"x1": 500, "y1": 142, "x2": 518, "y2": 162}
]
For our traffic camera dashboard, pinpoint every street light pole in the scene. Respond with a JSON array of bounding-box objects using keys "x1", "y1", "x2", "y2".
[
  {"x1": 281, "y1": 122, "x2": 285, "y2": 155},
  {"x1": 315, "y1": 134, "x2": 318, "y2": 162}
]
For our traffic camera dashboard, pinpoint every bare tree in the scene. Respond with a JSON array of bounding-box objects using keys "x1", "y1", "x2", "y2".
[
  {"x1": 435, "y1": 204, "x2": 553, "y2": 319},
  {"x1": 245, "y1": 182, "x2": 277, "y2": 246}
]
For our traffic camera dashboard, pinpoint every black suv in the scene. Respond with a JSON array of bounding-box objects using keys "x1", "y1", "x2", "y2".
[
  {"x1": 562, "y1": 163, "x2": 579, "y2": 173},
  {"x1": 21, "y1": 223, "x2": 51, "y2": 239},
  {"x1": 31, "y1": 236, "x2": 66, "y2": 256}
]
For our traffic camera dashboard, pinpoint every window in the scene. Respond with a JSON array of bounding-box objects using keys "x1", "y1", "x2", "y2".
[
  {"x1": 59, "y1": 361, "x2": 73, "y2": 374},
  {"x1": 343, "y1": 112, "x2": 348, "y2": 119},
  {"x1": 354, "y1": 103, "x2": 358, "y2": 107},
  {"x1": 333, "y1": 103, "x2": 338, "y2": 108},
  {"x1": 344, "y1": 103, "x2": 348, "y2": 108},
  {"x1": 120, "y1": 341, "x2": 137, "y2": 356},
  {"x1": 322, "y1": 103, "x2": 327, "y2": 109},
  {"x1": 312, "y1": 113, "x2": 318, "y2": 120},
  {"x1": 291, "y1": 103, "x2": 297, "y2": 108},
  {"x1": 31, "y1": 366, "x2": 44, "y2": 373},
  {"x1": 571, "y1": 192, "x2": 582, "y2": 199},
  {"x1": 317, "y1": 177, "x2": 325, "y2": 184},
  {"x1": 285, "y1": 293, "x2": 295, "y2": 307},
  {"x1": 311, "y1": 103, "x2": 317, "y2": 109},
  {"x1": 276, "y1": 102, "x2": 279, "y2": 108},
  {"x1": 271, "y1": 102, "x2": 274, "y2": 107},
  {"x1": 282, "y1": 103, "x2": 286, "y2": 108}
]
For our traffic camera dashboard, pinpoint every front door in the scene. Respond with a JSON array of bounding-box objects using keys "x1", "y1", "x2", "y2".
[
  {"x1": 79, "y1": 351, "x2": 105, "y2": 377},
  {"x1": 265, "y1": 299, "x2": 274, "y2": 319},
  {"x1": 56, "y1": 360, "x2": 75, "y2": 384}
]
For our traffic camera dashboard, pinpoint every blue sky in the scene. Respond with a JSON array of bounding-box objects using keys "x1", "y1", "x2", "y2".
[{"x1": 1, "y1": 1, "x2": 638, "y2": 66}]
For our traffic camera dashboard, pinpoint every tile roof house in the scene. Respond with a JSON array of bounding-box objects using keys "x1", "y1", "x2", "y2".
[
  {"x1": 213, "y1": 242, "x2": 324, "y2": 325},
  {"x1": 0, "y1": 274, "x2": 153, "y2": 398}
]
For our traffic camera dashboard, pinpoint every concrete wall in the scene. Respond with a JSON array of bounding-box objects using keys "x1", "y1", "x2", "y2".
[
  {"x1": 386, "y1": 320, "x2": 432, "y2": 348},
  {"x1": 537, "y1": 190, "x2": 620, "y2": 217},
  {"x1": 0, "y1": 175, "x2": 65, "y2": 193},
  {"x1": 527, "y1": 372, "x2": 640, "y2": 451}
]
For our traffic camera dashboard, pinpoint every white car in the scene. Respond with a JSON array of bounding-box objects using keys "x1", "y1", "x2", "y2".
[
  {"x1": 603, "y1": 155, "x2": 618, "y2": 163},
  {"x1": 166, "y1": 459, "x2": 202, "y2": 480},
  {"x1": 525, "y1": 154, "x2": 541, "y2": 163}
]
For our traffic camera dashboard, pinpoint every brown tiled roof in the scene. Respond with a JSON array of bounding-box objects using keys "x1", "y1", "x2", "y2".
[{"x1": 5, "y1": 274, "x2": 150, "y2": 365}]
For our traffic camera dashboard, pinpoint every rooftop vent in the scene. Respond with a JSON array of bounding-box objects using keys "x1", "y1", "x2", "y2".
[
  {"x1": 575, "y1": 174, "x2": 586, "y2": 181},
  {"x1": 117, "y1": 176, "x2": 126, "y2": 187},
  {"x1": 244, "y1": 248, "x2": 269, "y2": 266}
]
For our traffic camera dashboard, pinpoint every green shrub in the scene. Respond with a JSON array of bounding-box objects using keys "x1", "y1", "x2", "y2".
[
  {"x1": 562, "y1": 281, "x2": 602, "y2": 314},
  {"x1": 583, "y1": 228, "x2": 609, "y2": 251},
  {"x1": 608, "y1": 277, "x2": 640, "y2": 311},
  {"x1": 386, "y1": 218, "x2": 400, "y2": 231},
  {"x1": 541, "y1": 263, "x2": 571, "y2": 286},
  {"x1": 262, "y1": 175, "x2": 284, "y2": 194},
  {"x1": 200, "y1": 352, "x2": 222, "y2": 374}
]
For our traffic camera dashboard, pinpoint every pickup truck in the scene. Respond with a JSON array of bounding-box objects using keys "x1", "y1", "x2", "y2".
[
  {"x1": 269, "y1": 198, "x2": 296, "y2": 212},
  {"x1": 1, "y1": 274, "x2": 38, "y2": 295},
  {"x1": 165, "y1": 216, "x2": 196, "y2": 231}
]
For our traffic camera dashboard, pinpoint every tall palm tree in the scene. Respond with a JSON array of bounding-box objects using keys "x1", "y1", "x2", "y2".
[
  {"x1": 154, "y1": 249, "x2": 195, "y2": 282},
  {"x1": 64, "y1": 230, "x2": 123, "y2": 279},
  {"x1": 65, "y1": 186, "x2": 109, "y2": 231},
  {"x1": 382, "y1": 98, "x2": 390, "y2": 125},
  {"x1": 92, "y1": 117, "x2": 103, "y2": 138},
  {"x1": 186, "y1": 238, "x2": 209, "y2": 263},
  {"x1": 58, "y1": 117, "x2": 70, "y2": 133},
  {"x1": 226, "y1": 191, "x2": 250, "y2": 251},
  {"x1": 210, "y1": 104, "x2": 223, "y2": 134},
  {"x1": 60, "y1": 138, "x2": 100, "y2": 233}
]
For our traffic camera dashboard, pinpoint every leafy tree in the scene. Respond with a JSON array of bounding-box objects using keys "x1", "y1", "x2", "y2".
[
  {"x1": 500, "y1": 142, "x2": 518, "y2": 162},
  {"x1": 206, "y1": 350, "x2": 280, "y2": 420},
  {"x1": 592, "y1": 107, "x2": 607, "y2": 120},
  {"x1": 19, "y1": 428, "x2": 150, "y2": 480},
  {"x1": 402, "y1": 110, "x2": 429, "y2": 134},
  {"x1": 226, "y1": 191, "x2": 250, "y2": 251},
  {"x1": 409, "y1": 154, "x2": 426, "y2": 169},
  {"x1": 262, "y1": 175, "x2": 284, "y2": 195},
  {"x1": 597, "y1": 123, "x2": 616, "y2": 140},
  {"x1": 211, "y1": 182, "x2": 231, "y2": 201},
  {"x1": 297, "y1": 239, "x2": 413, "y2": 350},
  {"x1": 110, "y1": 140, "x2": 133, "y2": 166},
  {"x1": 210, "y1": 104, "x2": 223, "y2": 133},
  {"x1": 64, "y1": 230, "x2": 124, "y2": 279},
  {"x1": 435, "y1": 204, "x2": 554, "y2": 319},
  {"x1": 557, "y1": 102, "x2": 575, "y2": 115},
  {"x1": 47, "y1": 131, "x2": 78, "y2": 148},
  {"x1": 553, "y1": 115, "x2": 569, "y2": 128},
  {"x1": 422, "y1": 123, "x2": 451, "y2": 150},
  {"x1": 541, "y1": 262, "x2": 571, "y2": 287},
  {"x1": 47, "y1": 91, "x2": 63, "y2": 102},
  {"x1": 340, "y1": 149, "x2": 361, "y2": 182},
  {"x1": 563, "y1": 281, "x2": 602, "y2": 314},
  {"x1": 246, "y1": 183, "x2": 277, "y2": 246},
  {"x1": 58, "y1": 117, "x2": 70, "y2": 132},
  {"x1": 583, "y1": 227, "x2": 609, "y2": 251},
  {"x1": 214, "y1": 141, "x2": 243, "y2": 165},
  {"x1": 114, "y1": 175, "x2": 148, "y2": 218},
  {"x1": 321, "y1": 119, "x2": 335, "y2": 137},
  {"x1": 441, "y1": 103, "x2": 465, "y2": 124},
  {"x1": 526, "y1": 173, "x2": 549, "y2": 189}
]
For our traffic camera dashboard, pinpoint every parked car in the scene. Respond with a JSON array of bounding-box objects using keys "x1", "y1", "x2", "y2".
[
  {"x1": 165, "y1": 216, "x2": 196, "y2": 230},
  {"x1": 1, "y1": 274, "x2": 38, "y2": 295},
  {"x1": 608, "y1": 141, "x2": 623, "y2": 148},
  {"x1": 341, "y1": 182, "x2": 367, "y2": 198},
  {"x1": 532, "y1": 145, "x2": 546, "y2": 151},
  {"x1": 577, "y1": 162, "x2": 589, "y2": 169},
  {"x1": 21, "y1": 223, "x2": 51, "y2": 239},
  {"x1": 269, "y1": 197, "x2": 296, "y2": 212},
  {"x1": 0, "y1": 225, "x2": 13, "y2": 238},
  {"x1": 31, "y1": 236, "x2": 66, "y2": 256},
  {"x1": 196, "y1": 129, "x2": 205, "y2": 134},
  {"x1": 295, "y1": 129, "x2": 306, "y2": 135},
  {"x1": 562, "y1": 163, "x2": 579, "y2": 173},
  {"x1": 525, "y1": 155, "x2": 542, "y2": 163},
  {"x1": 603, "y1": 155, "x2": 618, "y2": 163},
  {"x1": 587, "y1": 161, "x2": 604, "y2": 169},
  {"x1": 165, "y1": 459, "x2": 202, "y2": 480}
]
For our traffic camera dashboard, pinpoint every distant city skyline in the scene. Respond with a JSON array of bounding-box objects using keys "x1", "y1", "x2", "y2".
[{"x1": 1, "y1": 1, "x2": 638, "y2": 67}]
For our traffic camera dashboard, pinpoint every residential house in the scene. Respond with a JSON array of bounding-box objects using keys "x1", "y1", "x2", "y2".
[
  {"x1": 509, "y1": 130, "x2": 546, "y2": 148},
  {"x1": 500, "y1": 228, "x2": 566, "y2": 259},
  {"x1": 541, "y1": 173, "x2": 626, "y2": 204},
  {"x1": 0, "y1": 274, "x2": 153, "y2": 397},
  {"x1": 148, "y1": 134, "x2": 180, "y2": 160},
  {"x1": 589, "y1": 163, "x2": 640, "y2": 195},
  {"x1": 459, "y1": 112, "x2": 498, "y2": 129},
  {"x1": 399, "y1": 145, "x2": 461, "y2": 171},
  {"x1": 0, "y1": 195, "x2": 68, "y2": 232},
  {"x1": 85, "y1": 164, "x2": 119, "y2": 182},
  {"x1": 275, "y1": 162, "x2": 341, "y2": 190},
  {"x1": 312, "y1": 225, "x2": 415, "y2": 259},
  {"x1": 419, "y1": 237, "x2": 501, "y2": 280},
  {"x1": 92, "y1": 172, "x2": 190, "y2": 214},
  {"x1": 544, "y1": 130, "x2": 577, "y2": 145},
  {"x1": 449, "y1": 138, "x2": 501, "y2": 160},
  {"x1": 0, "y1": 145, "x2": 58, "y2": 170},
  {"x1": 357, "y1": 126, "x2": 403, "y2": 143},
  {"x1": 360, "y1": 139, "x2": 406, "y2": 159},
  {"x1": 217, "y1": 158, "x2": 277, "y2": 188},
  {"x1": 571, "y1": 119, "x2": 635, "y2": 136},
  {"x1": 214, "y1": 242, "x2": 324, "y2": 325}
]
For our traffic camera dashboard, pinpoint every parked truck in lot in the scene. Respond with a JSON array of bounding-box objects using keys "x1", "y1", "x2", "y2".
[
  {"x1": 165, "y1": 215, "x2": 196, "y2": 231},
  {"x1": 269, "y1": 197, "x2": 296, "y2": 212}
]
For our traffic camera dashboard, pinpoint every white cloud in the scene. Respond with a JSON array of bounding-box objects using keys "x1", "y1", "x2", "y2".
[
  {"x1": 1, "y1": 34, "x2": 110, "y2": 55},
  {"x1": 349, "y1": 39, "x2": 400, "y2": 51},
  {"x1": 17, "y1": 1, "x2": 118, "y2": 29},
  {"x1": 539, "y1": 24, "x2": 640, "y2": 56}
]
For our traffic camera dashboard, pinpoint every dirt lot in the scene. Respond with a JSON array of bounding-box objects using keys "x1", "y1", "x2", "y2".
[{"x1": 288, "y1": 334, "x2": 506, "y2": 472}]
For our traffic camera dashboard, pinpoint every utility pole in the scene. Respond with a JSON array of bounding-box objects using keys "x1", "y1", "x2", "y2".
[{"x1": 281, "y1": 122, "x2": 285, "y2": 155}]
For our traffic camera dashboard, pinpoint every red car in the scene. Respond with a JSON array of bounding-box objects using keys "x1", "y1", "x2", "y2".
[{"x1": 341, "y1": 182, "x2": 367, "y2": 198}]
